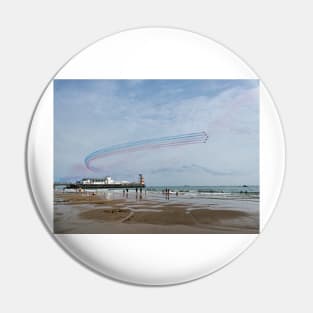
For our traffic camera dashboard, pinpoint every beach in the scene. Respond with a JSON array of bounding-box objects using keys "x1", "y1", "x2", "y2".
[{"x1": 54, "y1": 187, "x2": 259, "y2": 234}]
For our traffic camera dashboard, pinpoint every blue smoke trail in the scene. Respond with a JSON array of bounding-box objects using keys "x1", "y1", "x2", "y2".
[{"x1": 85, "y1": 131, "x2": 208, "y2": 172}]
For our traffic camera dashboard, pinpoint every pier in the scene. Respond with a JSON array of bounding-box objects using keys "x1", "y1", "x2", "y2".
[
  {"x1": 54, "y1": 174, "x2": 145, "y2": 190},
  {"x1": 58, "y1": 182, "x2": 145, "y2": 190}
]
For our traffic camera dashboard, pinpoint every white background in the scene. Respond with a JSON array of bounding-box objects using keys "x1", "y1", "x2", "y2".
[{"x1": 0, "y1": 0, "x2": 312, "y2": 312}]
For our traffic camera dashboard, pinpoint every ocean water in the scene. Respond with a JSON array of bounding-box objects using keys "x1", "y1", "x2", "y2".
[
  {"x1": 147, "y1": 185, "x2": 259, "y2": 193},
  {"x1": 147, "y1": 185, "x2": 259, "y2": 198},
  {"x1": 144, "y1": 186, "x2": 259, "y2": 213}
]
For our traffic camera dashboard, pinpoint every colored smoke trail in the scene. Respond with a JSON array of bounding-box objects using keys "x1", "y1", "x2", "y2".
[{"x1": 84, "y1": 131, "x2": 208, "y2": 172}]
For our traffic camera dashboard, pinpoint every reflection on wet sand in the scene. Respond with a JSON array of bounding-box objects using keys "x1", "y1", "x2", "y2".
[{"x1": 54, "y1": 190, "x2": 259, "y2": 234}]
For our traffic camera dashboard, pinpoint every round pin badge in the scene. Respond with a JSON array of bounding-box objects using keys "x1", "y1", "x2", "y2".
[{"x1": 26, "y1": 27, "x2": 285, "y2": 285}]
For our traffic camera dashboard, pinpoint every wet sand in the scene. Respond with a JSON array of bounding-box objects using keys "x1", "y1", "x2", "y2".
[{"x1": 54, "y1": 191, "x2": 259, "y2": 234}]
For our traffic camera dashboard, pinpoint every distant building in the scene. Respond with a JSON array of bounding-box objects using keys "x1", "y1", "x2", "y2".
[
  {"x1": 79, "y1": 176, "x2": 114, "y2": 185},
  {"x1": 139, "y1": 174, "x2": 145, "y2": 185},
  {"x1": 77, "y1": 174, "x2": 143, "y2": 186}
]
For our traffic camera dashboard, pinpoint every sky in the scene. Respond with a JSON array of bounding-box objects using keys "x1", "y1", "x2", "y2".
[{"x1": 54, "y1": 79, "x2": 259, "y2": 186}]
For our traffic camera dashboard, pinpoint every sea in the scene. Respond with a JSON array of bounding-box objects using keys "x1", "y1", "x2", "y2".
[{"x1": 147, "y1": 185, "x2": 259, "y2": 194}]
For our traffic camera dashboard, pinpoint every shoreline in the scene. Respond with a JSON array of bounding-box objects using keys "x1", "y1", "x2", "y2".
[{"x1": 54, "y1": 191, "x2": 259, "y2": 234}]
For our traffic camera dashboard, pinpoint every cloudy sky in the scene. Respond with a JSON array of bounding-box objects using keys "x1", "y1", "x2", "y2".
[{"x1": 54, "y1": 79, "x2": 259, "y2": 186}]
